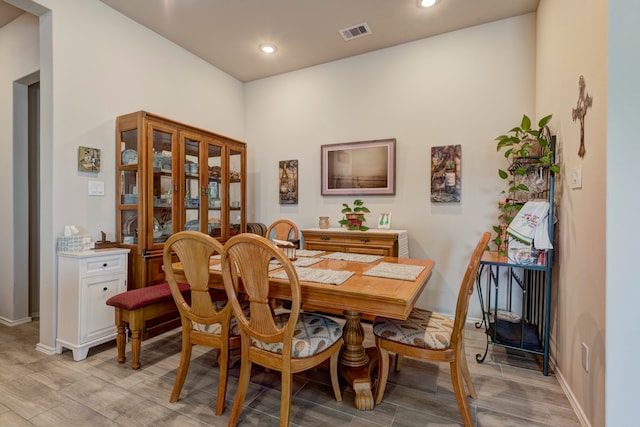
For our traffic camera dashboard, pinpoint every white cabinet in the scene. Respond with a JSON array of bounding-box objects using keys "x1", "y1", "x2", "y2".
[{"x1": 56, "y1": 248, "x2": 129, "y2": 361}]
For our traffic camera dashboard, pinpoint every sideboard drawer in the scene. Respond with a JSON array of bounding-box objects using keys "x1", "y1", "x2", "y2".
[{"x1": 302, "y1": 228, "x2": 401, "y2": 257}]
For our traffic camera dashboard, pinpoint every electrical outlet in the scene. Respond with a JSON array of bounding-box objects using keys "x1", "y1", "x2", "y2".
[{"x1": 581, "y1": 342, "x2": 589, "y2": 373}]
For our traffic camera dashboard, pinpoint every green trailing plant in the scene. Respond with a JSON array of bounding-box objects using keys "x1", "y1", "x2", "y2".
[
  {"x1": 339, "y1": 199, "x2": 371, "y2": 231},
  {"x1": 492, "y1": 114, "x2": 559, "y2": 254}
]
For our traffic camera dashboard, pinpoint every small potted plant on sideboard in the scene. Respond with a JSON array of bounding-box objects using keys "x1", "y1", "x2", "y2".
[{"x1": 339, "y1": 199, "x2": 371, "y2": 231}]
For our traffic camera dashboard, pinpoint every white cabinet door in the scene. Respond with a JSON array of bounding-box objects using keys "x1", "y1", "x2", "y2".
[{"x1": 81, "y1": 274, "x2": 126, "y2": 343}]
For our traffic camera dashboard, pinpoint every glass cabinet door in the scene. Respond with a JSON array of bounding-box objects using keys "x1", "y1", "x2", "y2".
[
  {"x1": 150, "y1": 125, "x2": 177, "y2": 247},
  {"x1": 119, "y1": 127, "x2": 139, "y2": 244},
  {"x1": 228, "y1": 146, "x2": 244, "y2": 238},
  {"x1": 206, "y1": 140, "x2": 223, "y2": 238},
  {"x1": 182, "y1": 133, "x2": 202, "y2": 235}
]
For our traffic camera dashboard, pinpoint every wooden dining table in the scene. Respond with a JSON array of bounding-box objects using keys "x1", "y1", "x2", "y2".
[{"x1": 181, "y1": 252, "x2": 435, "y2": 411}]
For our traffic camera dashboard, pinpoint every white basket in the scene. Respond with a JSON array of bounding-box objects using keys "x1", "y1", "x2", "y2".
[{"x1": 57, "y1": 235, "x2": 92, "y2": 252}]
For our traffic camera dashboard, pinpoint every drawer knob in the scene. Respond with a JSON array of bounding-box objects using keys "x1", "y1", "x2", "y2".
[
  {"x1": 103, "y1": 287, "x2": 108, "y2": 291},
  {"x1": 321, "y1": 236, "x2": 330, "y2": 241},
  {"x1": 360, "y1": 238, "x2": 370, "y2": 243},
  {"x1": 103, "y1": 263, "x2": 108, "y2": 267}
]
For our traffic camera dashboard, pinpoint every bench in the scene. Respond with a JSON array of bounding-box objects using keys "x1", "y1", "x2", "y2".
[{"x1": 106, "y1": 282, "x2": 189, "y2": 369}]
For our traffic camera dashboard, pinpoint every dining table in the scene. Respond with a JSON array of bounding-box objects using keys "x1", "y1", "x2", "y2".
[{"x1": 179, "y1": 249, "x2": 435, "y2": 411}]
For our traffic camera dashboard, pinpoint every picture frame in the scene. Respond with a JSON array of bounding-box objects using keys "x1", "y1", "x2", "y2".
[
  {"x1": 321, "y1": 138, "x2": 396, "y2": 196},
  {"x1": 78, "y1": 146, "x2": 101, "y2": 172},
  {"x1": 279, "y1": 159, "x2": 298, "y2": 204},
  {"x1": 377, "y1": 212, "x2": 391, "y2": 229},
  {"x1": 430, "y1": 144, "x2": 461, "y2": 203}
]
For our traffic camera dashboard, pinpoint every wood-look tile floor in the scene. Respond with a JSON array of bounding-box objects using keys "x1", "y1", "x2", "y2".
[{"x1": 0, "y1": 318, "x2": 581, "y2": 426}]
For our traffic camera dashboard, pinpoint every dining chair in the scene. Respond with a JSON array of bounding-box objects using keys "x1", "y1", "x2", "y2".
[
  {"x1": 372, "y1": 232, "x2": 491, "y2": 427},
  {"x1": 163, "y1": 230, "x2": 246, "y2": 416},
  {"x1": 221, "y1": 233, "x2": 343, "y2": 427},
  {"x1": 266, "y1": 219, "x2": 299, "y2": 242}
]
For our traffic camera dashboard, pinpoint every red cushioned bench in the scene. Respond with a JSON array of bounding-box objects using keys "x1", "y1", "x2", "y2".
[{"x1": 106, "y1": 282, "x2": 189, "y2": 369}]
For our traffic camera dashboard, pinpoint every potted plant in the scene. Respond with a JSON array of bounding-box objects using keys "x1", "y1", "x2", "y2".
[
  {"x1": 492, "y1": 114, "x2": 559, "y2": 254},
  {"x1": 339, "y1": 199, "x2": 371, "y2": 231}
]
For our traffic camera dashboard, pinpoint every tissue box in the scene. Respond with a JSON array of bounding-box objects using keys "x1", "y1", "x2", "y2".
[{"x1": 57, "y1": 235, "x2": 92, "y2": 252}]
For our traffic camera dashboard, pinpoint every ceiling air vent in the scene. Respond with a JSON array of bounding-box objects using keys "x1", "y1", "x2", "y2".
[{"x1": 339, "y1": 23, "x2": 372, "y2": 41}]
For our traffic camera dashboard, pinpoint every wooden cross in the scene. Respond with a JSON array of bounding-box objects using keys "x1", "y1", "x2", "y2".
[{"x1": 572, "y1": 75, "x2": 593, "y2": 158}]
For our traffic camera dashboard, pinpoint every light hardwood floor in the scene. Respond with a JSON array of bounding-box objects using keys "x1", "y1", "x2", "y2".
[{"x1": 0, "y1": 317, "x2": 580, "y2": 426}]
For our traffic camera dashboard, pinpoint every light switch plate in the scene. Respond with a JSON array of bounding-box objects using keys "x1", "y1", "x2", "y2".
[
  {"x1": 570, "y1": 165, "x2": 582, "y2": 189},
  {"x1": 88, "y1": 180, "x2": 105, "y2": 196}
]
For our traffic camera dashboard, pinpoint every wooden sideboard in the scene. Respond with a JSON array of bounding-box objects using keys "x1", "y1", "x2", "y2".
[{"x1": 301, "y1": 228, "x2": 408, "y2": 257}]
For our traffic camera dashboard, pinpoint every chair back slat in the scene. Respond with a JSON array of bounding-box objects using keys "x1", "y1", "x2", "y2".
[
  {"x1": 222, "y1": 234, "x2": 301, "y2": 345},
  {"x1": 451, "y1": 232, "x2": 491, "y2": 348},
  {"x1": 163, "y1": 230, "x2": 229, "y2": 325}
]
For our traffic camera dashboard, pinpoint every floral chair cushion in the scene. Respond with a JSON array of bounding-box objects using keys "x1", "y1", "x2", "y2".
[
  {"x1": 192, "y1": 300, "x2": 250, "y2": 336},
  {"x1": 252, "y1": 313, "x2": 343, "y2": 358},
  {"x1": 373, "y1": 308, "x2": 453, "y2": 350}
]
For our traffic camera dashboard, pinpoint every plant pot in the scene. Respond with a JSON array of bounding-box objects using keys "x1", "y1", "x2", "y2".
[{"x1": 345, "y1": 213, "x2": 364, "y2": 230}]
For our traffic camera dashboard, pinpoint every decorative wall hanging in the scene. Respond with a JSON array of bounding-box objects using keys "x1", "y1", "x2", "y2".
[
  {"x1": 321, "y1": 138, "x2": 396, "y2": 196},
  {"x1": 279, "y1": 159, "x2": 298, "y2": 204},
  {"x1": 78, "y1": 146, "x2": 101, "y2": 172},
  {"x1": 430, "y1": 144, "x2": 461, "y2": 203},
  {"x1": 572, "y1": 75, "x2": 593, "y2": 158}
]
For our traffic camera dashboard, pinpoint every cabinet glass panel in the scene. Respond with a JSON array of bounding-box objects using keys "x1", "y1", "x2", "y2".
[
  {"x1": 120, "y1": 129, "x2": 138, "y2": 166},
  {"x1": 206, "y1": 142, "x2": 222, "y2": 238},
  {"x1": 229, "y1": 147, "x2": 242, "y2": 237},
  {"x1": 152, "y1": 129, "x2": 174, "y2": 243},
  {"x1": 121, "y1": 210, "x2": 138, "y2": 245},
  {"x1": 120, "y1": 170, "x2": 139, "y2": 205},
  {"x1": 183, "y1": 137, "x2": 200, "y2": 232}
]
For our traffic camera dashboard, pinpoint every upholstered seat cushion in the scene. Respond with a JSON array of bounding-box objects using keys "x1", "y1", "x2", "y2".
[
  {"x1": 373, "y1": 308, "x2": 453, "y2": 350},
  {"x1": 251, "y1": 313, "x2": 343, "y2": 358},
  {"x1": 192, "y1": 300, "x2": 250, "y2": 336},
  {"x1": 105, "y1": 282, "x2": 189, "y2": 310}
]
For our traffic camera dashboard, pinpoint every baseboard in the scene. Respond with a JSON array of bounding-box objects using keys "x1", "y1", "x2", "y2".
[
  {"x1": 35, "y1": 342, "x2": 57, "y2": 356},
  {"x1": 0, "y1": 316, "x2": 32, "y2": 327},
  {"x1": 551, "y1": 358, "x2": 591, "y2": 427}
]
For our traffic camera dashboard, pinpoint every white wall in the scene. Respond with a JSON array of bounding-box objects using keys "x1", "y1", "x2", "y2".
[
  {"x1": 0, "y1": 13, "x2": 39, "y2": 324},
  {"x1": 536, "y1": 0, "x2": 607, "y2": 425},
  {"x1": 245, "y1": 14, "x2": 536, "y2": 316},
  {"x1": 2, "y1": 0, "x2": 245, "y2": 350}
]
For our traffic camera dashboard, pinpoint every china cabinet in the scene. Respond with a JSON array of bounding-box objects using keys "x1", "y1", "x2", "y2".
[
  {"x1": 56, "y1": 248, "x2": 129, "y2": 360},
  {"x1": 116, "y1": 111, "x2": 246, "y2": 289}
]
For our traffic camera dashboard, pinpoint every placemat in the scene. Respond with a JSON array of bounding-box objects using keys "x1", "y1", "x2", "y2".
[
  {"x1": 320, "y1": 252, "x2": 383, "y2": 263},
  {"x1": 296, "y1": 249, "x2": 325, "y2": 257},
  {"x1": 363, "y1": 262, "x2": 425, "y2": 281},
  {"x1": 270, "y1": 257, "x2": 323, "y2": 268},
  {"x1": 269, "y1": 267, "x2": 354, "y2": 285}
]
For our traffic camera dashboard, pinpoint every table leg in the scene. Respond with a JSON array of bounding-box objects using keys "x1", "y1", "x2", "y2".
[{"x1": 339, "y1": 310, "x2": 376, "y2": 410}]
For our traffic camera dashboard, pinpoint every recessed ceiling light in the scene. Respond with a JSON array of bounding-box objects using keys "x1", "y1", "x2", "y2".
[
  {"x1": 259, "y1": 43, "x2": 277, "y2": 54},
  {"x1": 417, "y1": 0, "x2": 439, "y2": 8}
]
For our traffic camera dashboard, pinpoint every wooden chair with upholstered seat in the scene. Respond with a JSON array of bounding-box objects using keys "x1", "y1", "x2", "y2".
[
  {"x1": 266, "y1": 219, "x2": 299, "y2": 242},
  {"x1": 221, "y1": 233, "x2": 343, "y2": 427},
  {"x1": 373, "y1": 232, "x2": 491, "y2": 427},
  {"x1": 163, "y1": 230, "x2": 246, "y2": 416}
]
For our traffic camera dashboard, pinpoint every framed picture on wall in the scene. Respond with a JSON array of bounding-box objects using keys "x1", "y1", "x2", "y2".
[
  {"x1": 321, "y1": 138, "x2": 396, "y2": 195},
  {"x1": 78, "y1": 146, "x2": 101, "y2": 173},
  {"x1": 279, "y1": 159, "x2": 298, "y2": 204},
  {"x1": 430, "y1": 144, "x2": 461, "y2": 203}
]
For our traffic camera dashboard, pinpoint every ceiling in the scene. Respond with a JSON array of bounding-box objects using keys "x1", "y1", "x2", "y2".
[{"x1": 2, "y1": 0, "x2": 539, "y2": 82}]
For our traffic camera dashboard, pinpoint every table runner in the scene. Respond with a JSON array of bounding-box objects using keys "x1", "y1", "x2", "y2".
[
  {"x1": 320, "y1": 252, "x2": 383, "y2": 263},
  {"x1": 363, "y1": 262, "x2": 425, "y2": 281},
  {"x1": 269, "y1": 266, "x2": 354, "y2": 285}
]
